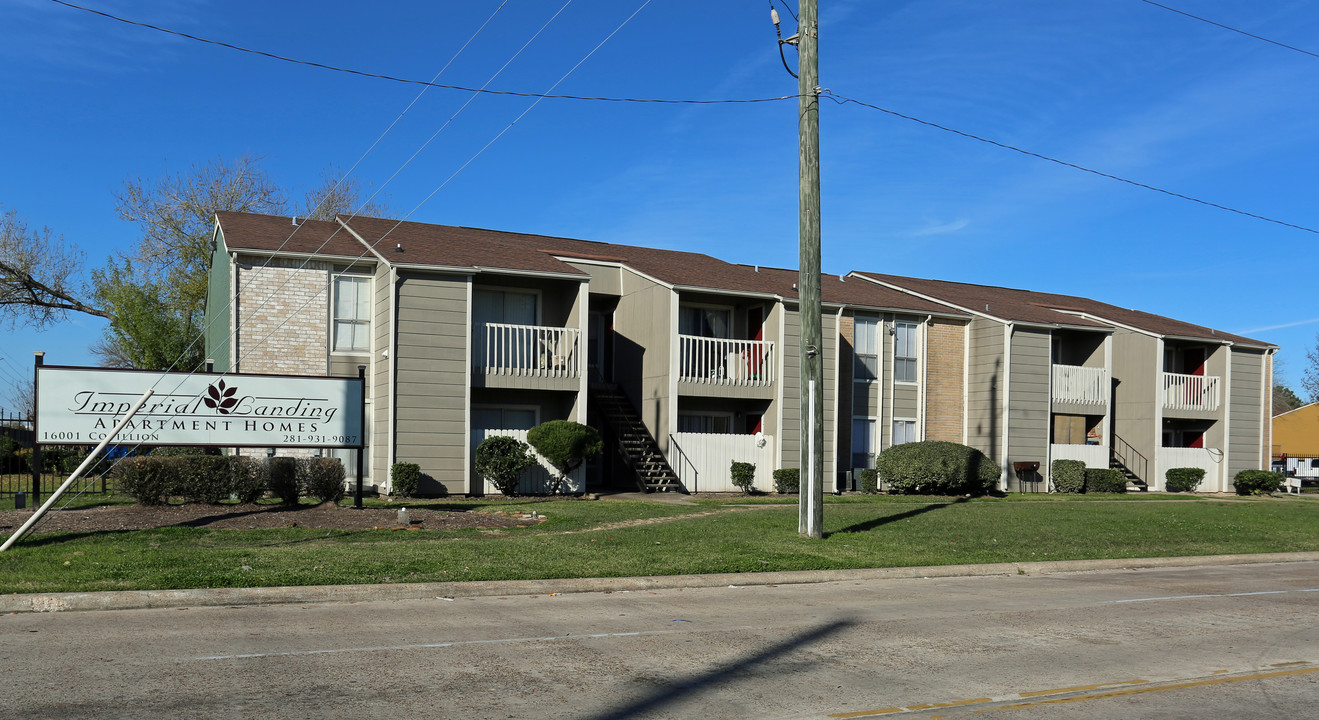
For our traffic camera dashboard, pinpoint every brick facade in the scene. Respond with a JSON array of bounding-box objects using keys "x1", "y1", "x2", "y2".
[
  {"x1": 234, "y1": 256, "x2": 331, "y2": 377},
  {"x1": 925, "y1": 318, "x2": 965, "y2": 442}
]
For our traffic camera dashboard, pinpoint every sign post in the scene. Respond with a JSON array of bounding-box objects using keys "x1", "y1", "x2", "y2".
[{"x1": 354, "y1": 365, "x2": 366, "y2": 509}]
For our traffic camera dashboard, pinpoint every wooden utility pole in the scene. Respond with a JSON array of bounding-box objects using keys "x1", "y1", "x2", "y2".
[{"x1": 797, "y1": 0, "x2": 824, "y2": 539}]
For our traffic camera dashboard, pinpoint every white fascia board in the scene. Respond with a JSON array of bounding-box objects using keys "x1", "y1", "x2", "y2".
[
  {"x1": 843, "y1": 303, "x2": 966, "y2": 321},
  {"x1": 336, "y1": 217, "x2": 391, "y2": 265},
  {"x1": 234, "y1": 249, "x2": 377, "y2": 271},
  {"x1": 673, "y1": 284, "x2": 779, "y2": 301},
  {"x1": 849, "y1": 274, "x2": 1013, "y2": 325},
  {"x1": 472, "y1": 266, "x2": 590, "y2": 282},
  {"x1": 619, "y1": 265, "x2": 674, "y2": 290}
]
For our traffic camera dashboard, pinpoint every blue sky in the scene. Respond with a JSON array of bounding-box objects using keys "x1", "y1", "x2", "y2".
[{"x1": 2, "y1": 0, "x2": 1317, "y2": 406}]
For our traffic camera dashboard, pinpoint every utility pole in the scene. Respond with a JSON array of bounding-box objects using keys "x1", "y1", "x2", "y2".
[{"x1": 796, "y1": 0, "x2": 824, "y2": 539}]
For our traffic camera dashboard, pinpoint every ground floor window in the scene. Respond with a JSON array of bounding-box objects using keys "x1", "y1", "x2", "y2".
[
  {"x1": 892, "y1": 419, "x2": 917, "y2": 446},
  {"x1": 678, "y1": 413, "x2": 732, "y2": 434},
  {"x1": 852, "y1": 418, "x2": 875, "y2": 468}
]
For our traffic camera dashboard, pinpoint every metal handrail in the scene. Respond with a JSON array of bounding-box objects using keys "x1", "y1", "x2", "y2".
[
  {"x1": 668, "y1": 434, "x2": 698, "y2": 494},
  {"x1": 1112, "y1": 434, "x2": 1148, "y2": 484}
]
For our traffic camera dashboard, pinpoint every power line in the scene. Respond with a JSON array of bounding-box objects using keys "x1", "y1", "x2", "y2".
[
  {"x1": 822, "y1": 89, "x2": 1319, "y2": 236},
  {"x1": 47, "y1": 0, "x2": 796, "y2": 106},
  {"x1": 1141, "y1": 0, "x2": 1319, "y2": 61}
]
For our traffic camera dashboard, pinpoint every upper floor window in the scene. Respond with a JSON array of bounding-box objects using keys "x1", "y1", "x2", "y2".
[
  {"x1": 474, "y1": 288, "x2": 538, "y2": 327},
  {"x1": 332, "y1": 275, "x2": 371, "y2": 353},
  {"x1": 679, "y1": 306, "x2": 730, "y2": 339},
  {"x1": 854, "y1": 316, "x2": 880, "y2": 382},
  {"x1": 894, "y1": 321, "x2": 919, "y2": 383}
]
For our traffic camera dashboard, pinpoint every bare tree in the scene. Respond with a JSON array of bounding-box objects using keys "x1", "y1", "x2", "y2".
[
  {"x1": 4, "y1": 378, "x2": 35, "y2": 419},
  {"x1": 0, "y1": 206, "x2": 109, "y2": 328},
  {"x1": 298, "y1": 165, "x2": 392, "y2": 221},
  {"x1": 114, "y1": 155, "x2": 285, "y2": 320},
  {"x1": 1304, "y1": 334, "x2": 1319, "y2": 403}
]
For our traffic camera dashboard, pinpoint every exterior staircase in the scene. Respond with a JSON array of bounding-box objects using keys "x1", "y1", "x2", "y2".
[
  {"x1": 589, "y1": 381, "x2": 686, "y2": 493},
  {"x1": 1111, "y1": 434, "x2": 1149, "y2": 491}
]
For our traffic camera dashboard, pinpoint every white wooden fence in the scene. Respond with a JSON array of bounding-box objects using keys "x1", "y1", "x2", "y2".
[
  {"x1": 1049, "y1": 443, "x2": 1109, "y2": 469},
  {"x1": 469, "y1": 428, "x2": 585, "y2": 495},
  {"x1": 1155, "y1": 446, "x2": 1223, "y2": 492},
  {"x1": 670, "y1": 432, "x2": 776, "y2": 492}
]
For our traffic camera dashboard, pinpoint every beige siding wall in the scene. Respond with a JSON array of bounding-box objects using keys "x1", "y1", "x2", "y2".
[
  {"x1": 1007, "y1": 327, "x2": 1050, "y2": 486},
  {"x1": 926, "y1": 318, "x2": 965, "y2": 442},
  {"x1": 235, "y1": 257, "x2": 330, "y2": 376},
  {"x1": 966, "y1": 318, "x2": 1006, "y2": 464},
  {"x1": 1112, "y1": 329, "x2": 1158, "y2": 461},
  {"x1": 779, "y1": 305, "x2": 836, "y2": 480},
  {"x1": 372, "y1": 264, "x2": 392, "y2": 488},
  {"x1": 564, "y1": 261, "x2": 622, "y2": 296},
  {"x1": 394, "y1": 271, "x2": 470, "y2": 495},
  {"x1": 1263, "y1": 353, "x2": 1273, "y2": 461},
  {"x1": 614, "y1": 269, "x2": 673, "y2": 450},
  {"x1": 1228, "y1": 348, "x2": 1266, "y2": 480}
]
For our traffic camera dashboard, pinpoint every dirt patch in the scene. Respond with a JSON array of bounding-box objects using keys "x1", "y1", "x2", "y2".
[{"x1": 0, "y1": 503, "x2": 541, "y2": 534}]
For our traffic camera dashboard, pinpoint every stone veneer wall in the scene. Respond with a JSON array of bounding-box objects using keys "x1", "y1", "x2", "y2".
[{"x1": 925, "y1": 317, "x2": 965, "y2": 443}]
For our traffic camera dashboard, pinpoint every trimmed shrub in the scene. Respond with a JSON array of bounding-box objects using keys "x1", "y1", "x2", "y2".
[
  {"x1": 730, "y1": 461, "x2": 756, "y2": 493},
  {"x1": 266, "y1": 457, "x2": 300, "y2": 504},
  {"x1": 1051, "y1": 459, "x2": 1086, "y2": 494},
  {"x1": 1233, "y1": 469, "x2": 1283, "y2": 496},
  {"x1": 150, "y1": 446, "x2": 209, "y2": 457},
  {"x1": 227, "y1": 457, "x2": 266, "y2": 503},
  {"x1": 114, "y1": 457, "x2": 177, "y2": 505},
  {"x1": 390, "y1": 461, "x2": 420, "y2": 499},
  {"x1": 527, "y1": 421, "x2": 602, "y2": 494},
  {"x1": 1165, "y1": 467, "x2": 1205, "y2": 493},
  {"x1": 300, "y1": 458, "x2": 346, "y2": 503},
  {"x1": 858, "y1": 468, "x2": 879, "y2": 494},
  {"x1": 475, "y1": 435, "x2": 537, "y2": 496},
  {"x1": 173, "y1": 455, "x2": 232, "y2": 504},
  {"x1": 1085, "y1": 468, "x2": 1129, "y2": 493},
  {"x1": 773, "y1": 468, "x2": 799, "y2": 494},
  {"x1": 875, "y1": 441, "x2": 1000, "y2": 495}
]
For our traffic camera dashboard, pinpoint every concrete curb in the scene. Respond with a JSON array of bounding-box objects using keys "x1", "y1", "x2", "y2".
[{"x1": 6, "y1": 551, "x2": 1319, "y2": 614}]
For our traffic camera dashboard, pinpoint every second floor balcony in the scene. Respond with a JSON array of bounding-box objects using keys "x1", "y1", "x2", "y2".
[
  {"x1": 678, "y1": 335, "x2": 775, "y2": 388},
  {"x1": 1052, "y1": 364, "x2": 1108, "y2": 407},
  {"x1": 1163, "y1": 371, "x2": 1220, "y2": 413},
  {"x1": 476, "y1": 323, "x2": 581, "y2": 380}
]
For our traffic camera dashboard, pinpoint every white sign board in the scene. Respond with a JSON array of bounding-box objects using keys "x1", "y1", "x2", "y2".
[{"x1": 36, "y1": 367, "x2": 363, "y2": 448}]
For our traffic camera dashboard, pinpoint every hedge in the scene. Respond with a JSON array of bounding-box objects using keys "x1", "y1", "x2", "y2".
[
  {"x1": 1233, "y1": 469, "x2": 1283, "y2": 496},
  {"x1": 1051, "y1": 459, "x2": 1086, "y2": 494},
  {"x1": 1084, "y1": 468, "x2": 1128, "y2": 493},
  {"x1": 772, "y1": 468, "x2": 799, "y2": 494},
  {"x1": 875, "y1": 441, "x2": 999, "y2": 495},
  {"x1": 1164, "y1": 467, "x2": 1205, "y2": 493}
]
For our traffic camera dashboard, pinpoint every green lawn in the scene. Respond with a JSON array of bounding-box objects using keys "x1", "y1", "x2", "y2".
[{"x1": 2, "y1": 493, "x2": 1317, "y2": 594}]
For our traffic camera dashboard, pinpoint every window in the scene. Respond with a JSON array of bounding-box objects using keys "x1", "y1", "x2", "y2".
[
  {"x1": 333, "y1": 275, "x2": 371, "y2": 352},
  {"x1": 474, "y1": 289, "x2": 539, "y2": 368},
  {"x1": 679, "y1": 306, "x2": 731, "y2": 338},
  {"x1": 472, "y1": 407, "x2": 537, "y2": 430},
  {"x1": 852, "y1": 418, "x2": 875, "y2": 468},
  {"x1": 678, "y1": 414, "x2": 731, "y2": 434},
  {"x1": 894, "y1": 321, "x2": 918, "y2": 383},
  {"x1": 853, "y1": 317, "x2": 879, "y2": 381},
  {"x1": 893, "y1": 419, "x2": 917, "y2": 446}
]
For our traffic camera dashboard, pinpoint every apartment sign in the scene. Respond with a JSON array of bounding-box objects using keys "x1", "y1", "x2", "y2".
[{"x1": 36, "y1": 367, "x2": 363, "y2": 448}]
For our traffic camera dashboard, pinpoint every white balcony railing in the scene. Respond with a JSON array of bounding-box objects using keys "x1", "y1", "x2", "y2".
[
  {"x1": 1051, "y1": 364, "x2": 1108, "y2": 406},
  {"x1": 1163, "y1": 372, "x2": 1220, "y2": 412},
  {"x1": 477, "y1": 323, "x2": 580, "y2": 379},
  {"x1": 678, "y1": 335, "x2": 775, "y2": 388}
]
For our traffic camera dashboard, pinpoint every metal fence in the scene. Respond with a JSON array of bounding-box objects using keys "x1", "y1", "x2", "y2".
[{"x1": 0, "y1": 409, "x2": 119, "y2": 500}]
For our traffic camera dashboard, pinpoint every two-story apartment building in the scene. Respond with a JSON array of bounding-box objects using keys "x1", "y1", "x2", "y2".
[
  {"x1": 205, "y1": 211, "x2": 1274, "y2": 495},
  {"x1": 851, "y1": 273, "x2": 1276, "y2": 492}
]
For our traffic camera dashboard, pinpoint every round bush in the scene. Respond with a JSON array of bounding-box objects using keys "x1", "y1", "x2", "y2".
[
  {"x1": 858, "y1": 468, "x2": 879, "y2": 494},
  {"x1": 300, "y1": 457, "x2": 347, "y2": 503},
  {"x1": 113, "y1": 457, "x2": 177, "y2": 505},
  {"x1": 1233, "y1": 469, "x2": 1283, "y2": 496},
  {"x1": 773, "y1": 468, "x2": 799, "y2": 494},
  {"x1": 730, "y1": 461, "x2": 756, "y2": 493},
  {"x1": 1085, "y1": 468, "x2": 1129, "y2": 493},
  {"x1": 266, "y1": 457, "x2": 300, "y2": 504},
  {"x1": 875, "y1": 441, "x2": 1000, "y2": 495},
  {"x1": 1165, "y1": 467, "x2": 1205, "y2": 493},
  {"x1": 390, "y1": 462, "x2": 420, "y2": 499},
  {"x1": 475, "y1": 435, "x2": 536, "y2": 496}
]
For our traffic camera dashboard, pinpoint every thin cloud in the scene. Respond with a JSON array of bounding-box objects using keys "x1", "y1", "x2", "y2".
[
  {"x1": 1237, "y1": 317, "x2": 1319, "y2": 334},
  {"x1": 911, "y1": 219, "x2": 970, "y2": 237}
]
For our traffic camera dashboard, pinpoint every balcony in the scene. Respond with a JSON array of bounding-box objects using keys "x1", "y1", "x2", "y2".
[
  {"x1": 678, "y1": 335, "x2": 775, "y2": 388},
  {"x1": 1163, "y1": 372, "x2": 1220, "y2": 413},
  {"x1": 476, "y1": 323, "x2": 580, "y2": 379},
  {"x1": 1051, "y1": 364, "x2": 1108, "y2": 406}
]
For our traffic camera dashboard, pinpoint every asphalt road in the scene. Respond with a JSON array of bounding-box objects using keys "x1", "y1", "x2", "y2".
[{"x1": 3, "y1": 561, "x2": 1318, "y2": 719}]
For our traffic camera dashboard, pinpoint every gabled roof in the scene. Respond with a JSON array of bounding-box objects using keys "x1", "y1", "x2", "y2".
[
  {"x1": 744, "y1": 266, "x2": 966, "y2": 316},
  {"x1": 855, "y1": 272, "x2": 1273, "y2": 347},
  {"x1": 215, "y1": 211, "x2": 368, "y2": 260}
]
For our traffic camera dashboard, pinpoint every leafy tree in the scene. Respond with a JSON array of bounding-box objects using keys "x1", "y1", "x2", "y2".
[
  {"x1": 89, "y1": 261, "x2": 203, "y2": 370},
  {"x1": 1274, "y1": 383, "x2": 1303, "y2": 416},
  {"x1": 526, "y1": 420, "x2": 601, "y2": 495}
]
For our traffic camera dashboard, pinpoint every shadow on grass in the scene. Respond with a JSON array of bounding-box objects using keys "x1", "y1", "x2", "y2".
[
  {"x1": 826, "y1": 497, "x2": 969, "y2": 537},
  {"x1": 584, "y1": 617, "x2": 855, "y2": 720}
]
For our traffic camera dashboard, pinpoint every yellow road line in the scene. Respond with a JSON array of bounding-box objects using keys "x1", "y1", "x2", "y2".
[
  {"x1": 980, "y1": 666, "x2": 1319, "y2": 713},
  {"x1": 1018, "y1": 679, "x2": 1146, "y2": 697}
]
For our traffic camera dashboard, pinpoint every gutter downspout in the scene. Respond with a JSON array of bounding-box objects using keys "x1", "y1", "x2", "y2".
[
  {"x1": 920, "y1": 315, "x2": 931, "y2": 441},
  {"x1": 962, "y1": 320, "x2": 970, "y2": 445},
  {"x1": 1221, "y1": 342, "x2": 1234, "y2": 493},
  {"x1": 230, "y1": 252, "x2": 239, "y2": 373}
]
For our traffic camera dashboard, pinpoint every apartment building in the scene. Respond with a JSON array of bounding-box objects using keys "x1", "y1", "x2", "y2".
[{"x1": 204, "y1": 211, "x2": 1274, "y2": 495}]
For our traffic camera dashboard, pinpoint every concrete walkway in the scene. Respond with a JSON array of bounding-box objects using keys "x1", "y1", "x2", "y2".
[{"x1": 6, "y1": 551, "x2": 1319, "y2": 614}]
